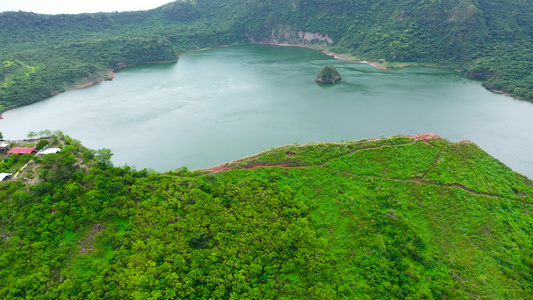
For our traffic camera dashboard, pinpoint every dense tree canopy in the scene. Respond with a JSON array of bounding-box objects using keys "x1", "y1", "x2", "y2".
[{"x1": 0, "y1": 135, "x2": 532, "y2": 298}]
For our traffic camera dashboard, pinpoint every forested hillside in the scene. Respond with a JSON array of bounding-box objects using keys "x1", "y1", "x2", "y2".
[
  {"x1": 1, "y1": 134, "x2": 532, "y2": 298},
  {"x1": 0, "y1": 0, "x2": 532, "y2": 113}
]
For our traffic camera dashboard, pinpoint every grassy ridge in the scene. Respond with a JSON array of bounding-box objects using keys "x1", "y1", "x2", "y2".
[{"x1": 0, "y1": 136, "x2": 532, "y2": 298}]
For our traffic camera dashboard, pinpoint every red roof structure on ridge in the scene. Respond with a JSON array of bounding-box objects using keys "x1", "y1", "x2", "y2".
[{"x1": 8, "y1": 147, "x2": 36, "y2": 154}]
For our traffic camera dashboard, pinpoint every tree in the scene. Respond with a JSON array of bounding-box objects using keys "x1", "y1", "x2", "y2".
[
  {"x1": 39, "y1": 129, "x2": 52, "y2": 138},
  {"x1": 0, "y1": 131, "x2": 3, "y2": 141},
  {"x1": 27, "y1": 131, "x2": 37, "y2": 140},
  {"x1": 94, "y1": 148, "x2": 113, "y2": 166},
  {"x1": 36, "y1": 139, "x2": 49, "y2": 150}
]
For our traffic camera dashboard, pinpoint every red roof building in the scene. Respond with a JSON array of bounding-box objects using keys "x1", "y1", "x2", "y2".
[{"x1": 8, "y1": 147, "x2": 36, "y2": 154}]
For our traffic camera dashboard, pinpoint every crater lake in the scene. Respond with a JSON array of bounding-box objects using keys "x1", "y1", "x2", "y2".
[{"x1": 2, "y1": 45, "x2": 533, "y2": 177}]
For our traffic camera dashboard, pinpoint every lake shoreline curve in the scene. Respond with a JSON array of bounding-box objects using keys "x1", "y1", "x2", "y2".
[
  {"x1": 0, "y1": 59, "x2": 178, "y2": 119},
  {"x1": 0, "y1": 43, "x2": 522, "y2": 119},
  {"x1": 252, "y1": 42, "x2": 523, "y2": 100}
]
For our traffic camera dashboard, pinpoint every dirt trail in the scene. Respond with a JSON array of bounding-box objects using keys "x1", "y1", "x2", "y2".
[
  {"x1": 13, "y1": 159, "x2": 34, "y2": 179},
  {"x1": 420, "y1": 152, "x2": 442, "y2": 180},
  {"x1": 207, "y1": 138, "x2": 419, "y2": 172},
  {"x1": 234, "y1": 163, "x2": 522, "y2": 201},
  {"x1": 317, "y1": 140, "x2": 417, "y2": 167},
  {"x1": 202, "y1": 136, "x2": 531, "y2": 202}
]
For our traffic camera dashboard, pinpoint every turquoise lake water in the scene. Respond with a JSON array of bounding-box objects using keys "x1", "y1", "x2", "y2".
[{"x1": 2, "y1": 45, "x2": 533, "y2": 177}]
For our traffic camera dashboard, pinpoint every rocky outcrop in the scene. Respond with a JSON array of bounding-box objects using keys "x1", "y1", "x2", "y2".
[
  {"x1": 246, "y1": 25, "x2": 333, "y2": 47},
  {"x1": 298, "y1": 31, "x2": 333, "y2": 44},
  {"x1": 316, "y1": 65, "x2": 342, "y2": 83}
]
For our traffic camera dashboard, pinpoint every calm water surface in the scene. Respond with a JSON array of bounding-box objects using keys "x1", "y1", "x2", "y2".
[{"x1": 2, "y1": 45, "x2": 533, "y2": 177}]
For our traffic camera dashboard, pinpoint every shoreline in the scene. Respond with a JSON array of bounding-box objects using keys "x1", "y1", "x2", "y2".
[
  {"x1": 270, "y1": 43, "x2": 526, "y2": 99},
  {"x1": 0, "y1": 59, "x2": 178, "y2": 119},
  {"x1": 0, "y1": 43, "x2": 526, "y2": 118},
  {"x1": 252, "y1": 42, "x2": 391, "y2": 70}
]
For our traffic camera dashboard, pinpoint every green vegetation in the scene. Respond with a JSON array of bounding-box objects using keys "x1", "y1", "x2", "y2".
[
  {"x1": 0, "y1": 135, "x2": 532, "y2": 298},
  {"x1": 1, "y1": 1, "x2": 532, "y2": 297},
  {"x1": 316, "y1": 65, "x2": 342, "y2": 83},
  {"x1": 0, "y1": 0, "x2": 532, "y2": 113},
  {"x1": 35, "y1": 140, "x2": 49, "y2": 151},
  {"x1": 0, "y1": 38, "x2": 178, "y2": 110}
]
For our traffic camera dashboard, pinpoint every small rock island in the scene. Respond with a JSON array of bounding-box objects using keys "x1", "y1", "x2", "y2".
[{"x1": 316, "y1": 65, "x2": 342, "y2": 83}]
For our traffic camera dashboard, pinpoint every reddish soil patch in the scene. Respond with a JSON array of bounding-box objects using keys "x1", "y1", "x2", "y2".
[
  {"x1": 206, "y1": 163, "x2": 230, "y2": 172},
  {"x1": 405, "y1": 133, "x2": 441, "y2": 141},
  {"x1": 459, "y1": 140, "x2": 471, "y2": 144}
]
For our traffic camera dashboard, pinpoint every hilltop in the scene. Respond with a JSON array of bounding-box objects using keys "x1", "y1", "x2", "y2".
[
  {"x1": 0, "y1": 0, "x2": 532, "y2": 113},
  {"x1": 1, "y1": 134, "x2": 532, "y2": 298}
]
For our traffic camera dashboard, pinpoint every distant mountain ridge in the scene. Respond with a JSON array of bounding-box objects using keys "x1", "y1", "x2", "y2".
[{"x1": 0, "y1": 0, "x2": 532, "y2": 112}]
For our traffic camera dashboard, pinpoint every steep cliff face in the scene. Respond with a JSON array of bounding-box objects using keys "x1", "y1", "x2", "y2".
[
  {"x1": 246, "y1": 24, "x2": 333, "y2": 47},
  {"x1": 236, "y1": 0, "x2": 491, "y2": 63}
]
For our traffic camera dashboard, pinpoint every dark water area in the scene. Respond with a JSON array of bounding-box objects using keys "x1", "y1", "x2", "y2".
[{"x1": 2, "y1": 45, "x2": 533, "y2": 177}]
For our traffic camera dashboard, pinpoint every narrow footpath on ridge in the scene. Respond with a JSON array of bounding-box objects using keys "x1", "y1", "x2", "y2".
[{"x1": 201, "y1": 135, "x2": 530, "y2": 204}]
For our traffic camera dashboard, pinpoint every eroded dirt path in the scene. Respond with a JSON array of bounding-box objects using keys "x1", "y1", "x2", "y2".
[
  {"x1": 202, "y1": 136, "x2": 531, "y2": 203},
  {"x1": 235, "y1": 163, "x2": 528, "y2": 202},
  {"x1": 199, "y1": 134, "x2": 533, "y2": 203}
]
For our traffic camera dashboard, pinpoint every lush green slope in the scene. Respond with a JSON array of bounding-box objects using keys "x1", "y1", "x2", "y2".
[
  {"x1": 0, "y1": 38, "x2": 178, "y2": 109},
  {"x1": 1, "y1": 135, "x2": 532, "y2": 298},
  {"x1": 0, "y1": 0, "x2": 532, "y2": 113}
]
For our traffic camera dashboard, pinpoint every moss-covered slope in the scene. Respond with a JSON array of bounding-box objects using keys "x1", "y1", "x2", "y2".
[{"x1": 1, "y1": 135, "x2": 532, "y2": 298}]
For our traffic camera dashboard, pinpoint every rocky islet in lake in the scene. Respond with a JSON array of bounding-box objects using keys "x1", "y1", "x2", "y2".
[{"x1": 316, "y1": 65, "x2": 342, "y2": 83}]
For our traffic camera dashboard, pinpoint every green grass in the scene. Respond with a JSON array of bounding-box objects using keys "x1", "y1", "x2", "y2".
[
  {"x1": 230, "y1": 136, "x2": 413, "y2": 169},
  {"x1": 425, "y1": 142, "x2": 533, "y2": 200},
  {"x1": 324, "y1": 141, "x2": 440, "y2": 179}
]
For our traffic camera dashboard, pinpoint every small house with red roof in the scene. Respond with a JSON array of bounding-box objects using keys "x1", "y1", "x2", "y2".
[{"x1": 8, "y1": 147, "x2": 36, "y2": 154}]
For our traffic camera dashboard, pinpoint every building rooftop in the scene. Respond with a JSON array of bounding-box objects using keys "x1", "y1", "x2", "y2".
[
  {"x1": 37, "y1": 148, "x2": 62, "y2": 155},
  {"x1": 0, "y1": 173, "x2": 12, "y2": 181},
  {"x1": 8, "y1": 147, "x2": 36, "y2": 154}
]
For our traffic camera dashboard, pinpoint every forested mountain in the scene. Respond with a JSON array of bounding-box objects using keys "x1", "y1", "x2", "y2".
[
  {"x1": 0, "y1": 0, "x2": 532, "y2": 113},
  {"x1": 1, "y1": 134, "x2": 532, "y2": 298}
]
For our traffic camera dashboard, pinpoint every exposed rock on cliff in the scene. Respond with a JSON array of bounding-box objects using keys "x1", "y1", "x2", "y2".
[{"x1": 246, "y1": 25, "x2": 333, "y2": 47}]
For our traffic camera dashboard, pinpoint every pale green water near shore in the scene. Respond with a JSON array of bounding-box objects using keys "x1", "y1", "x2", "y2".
[{"x1": 2, "y1": 45, "x2": 533, "y2": 177}]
